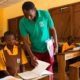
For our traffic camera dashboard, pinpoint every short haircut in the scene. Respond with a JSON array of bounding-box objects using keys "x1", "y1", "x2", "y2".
[
  {"x1": 4, "y1": 31, "x2": 15, "y2": 39},
  {"x1": 22, "y1": 1, "x2": 35, "y2": 11},
  {"x1": 67, "y1": 36, "x2": 74, "y2": 42}
]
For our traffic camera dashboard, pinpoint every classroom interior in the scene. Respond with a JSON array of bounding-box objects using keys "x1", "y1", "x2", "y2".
[{"x1": 0, "y1": 0, "x2": 80, "y2": 80}]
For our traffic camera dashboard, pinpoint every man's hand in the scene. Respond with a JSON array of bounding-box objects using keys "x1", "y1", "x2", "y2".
[
  {"x1": 54, "y1": 42, "x2": 58, "y2": 55},
  {"x1": 31, "y1": 55, "x2": 38, "y2": 67},
  {"x1": 54, "y1": 47, "x2": 58, "y2": 55},
  {"x1": 22, "y1": 37, "x2": 38, "y2": 67}
]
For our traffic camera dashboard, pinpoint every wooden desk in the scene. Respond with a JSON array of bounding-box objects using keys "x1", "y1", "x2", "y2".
[
  {"x1": 57, "y1": 50, "x2": 80, "y2": 80},
  {"x1": 32, "y1": 75, "x2": 49, "y2": 80},
  {"x1": 17, "y1": 75, "x2": 49, "y2": 80}
]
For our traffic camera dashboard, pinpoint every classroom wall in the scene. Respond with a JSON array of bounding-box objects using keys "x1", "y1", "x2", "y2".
[{"x1": 0, "y1": 0, "x2": 80, "y2": 35}]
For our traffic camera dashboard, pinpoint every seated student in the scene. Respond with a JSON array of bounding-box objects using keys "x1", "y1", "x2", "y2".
[
  {"x1": 0, "y1": 49, "x2": 9, "y2": 78},
  {"x1": 0, "y1": 31, "x2": 28, "y2": 76},
  {"x1": 62, "y1": 36, "x2": 79, "y2": 69},
  {"x1": 62, "y1": 36, "x2": 76, "y2": 53}
]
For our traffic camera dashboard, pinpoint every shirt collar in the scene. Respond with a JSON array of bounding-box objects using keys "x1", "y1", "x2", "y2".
[
  {"x1": 4, "y1": 45, "x2": 17, "y2": 51},
  {"x1": 37, "y1": 10, "x2": 41, "y2": 18}
]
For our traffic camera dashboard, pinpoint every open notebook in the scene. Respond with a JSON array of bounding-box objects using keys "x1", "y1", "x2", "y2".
[
  {"x1": 18, "y1": 60, "x2": 53, "y2": 80},
  {"x1": 0, "y1": 76, "x2": 22, "y2": 80}
]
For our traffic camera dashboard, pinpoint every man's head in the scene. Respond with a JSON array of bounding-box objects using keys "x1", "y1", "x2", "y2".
[
  {"x1": 22, "y1": 1, "x2": 36, "y2": 20},
  {"x1": 4, "y1": 31, "x2": 16, "y2": 46}
]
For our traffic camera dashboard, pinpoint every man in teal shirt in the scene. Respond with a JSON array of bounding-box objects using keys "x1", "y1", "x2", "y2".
[{"x1": 19, "y1": 1, "x2": 58, "y2": 80}]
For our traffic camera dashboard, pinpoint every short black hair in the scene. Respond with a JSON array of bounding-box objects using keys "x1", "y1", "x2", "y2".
[
  {"x1": 4, "y1": 31, "x2": 15, "y2": 39},
  {"x1": 22, "y1": 1, "x2": 35, "y2": 11},
  {"x1": 68, "y1": 36, "x2": 74, "y2": 41}
]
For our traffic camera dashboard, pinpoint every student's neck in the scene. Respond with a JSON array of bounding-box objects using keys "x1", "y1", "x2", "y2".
[{"x1": 7, "y1": 45, "x2": 13, "y2": 50}]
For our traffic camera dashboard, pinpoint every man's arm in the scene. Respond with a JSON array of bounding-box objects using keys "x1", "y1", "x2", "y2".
[
  {"x1": 50, "y1": 27, "x2": 58, "y2": 54},
  {"x1": 44, "y1": 11, "x2": 58, "y2": 54},
  {"x1": 22, "y1": 36, "x2": 38, "y2": 67},
  {"x1": 19, "y1": 20, "x2": 38, "y2": 67}
]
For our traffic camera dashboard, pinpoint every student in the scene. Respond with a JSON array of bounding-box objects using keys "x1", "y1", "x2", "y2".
[
  {"x1": 62, "y1": 36, "x2": 76, "y2": 53},
  {"x1": 0, "y1": 31, "x2": 28, "y2": 76},
  {"x1": 0, "y1": 47, "x2": 9, "y2": 78},
  {"x1": 62, "y1": 36, "x2": 80, "y2": 69},
  {"x1": 19, "y1": 1, "x2": 58, "y2": 80}
]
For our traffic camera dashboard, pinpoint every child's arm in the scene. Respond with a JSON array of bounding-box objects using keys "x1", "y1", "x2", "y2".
[
  {"x1": 20, "y1": 49, "x2": 28, "y2": 72},
  {"x1": 20, "y1": 64, "x2": 26, "y2": 72}
]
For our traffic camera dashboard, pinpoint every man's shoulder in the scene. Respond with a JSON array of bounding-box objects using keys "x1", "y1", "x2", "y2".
[
  {"x1": 38, "y1": 10, "x2": 50, "y2": 17},
  {"x1": 38, "y1": 10, "x2": 48, "y2": 13},
  {"x1": 19, "y1": 17, "x2": 25, "y2": 23}
]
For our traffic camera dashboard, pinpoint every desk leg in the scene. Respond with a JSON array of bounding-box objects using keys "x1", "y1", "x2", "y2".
[{"x1": 57, "y1": 55, "x2": 66, "y2": 80}]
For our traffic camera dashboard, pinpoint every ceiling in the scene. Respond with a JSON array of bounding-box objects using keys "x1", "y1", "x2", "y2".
[{"x1": 0, "y1": 0, "x2": 23, "y2": 8}]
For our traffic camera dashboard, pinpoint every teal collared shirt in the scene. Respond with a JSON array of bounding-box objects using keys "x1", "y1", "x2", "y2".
[{"x1": 19, "y1": 10, "x2": 54, "y2": 53}]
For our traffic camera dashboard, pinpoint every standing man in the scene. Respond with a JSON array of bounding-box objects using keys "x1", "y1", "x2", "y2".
[{"x1": 19, "y1": 1, "x2": 58, "y2": 80}]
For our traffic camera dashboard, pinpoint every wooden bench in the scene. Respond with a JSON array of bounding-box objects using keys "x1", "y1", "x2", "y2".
[{"x1": 69, "y1": 61, "x2": 80, "y2": 80}]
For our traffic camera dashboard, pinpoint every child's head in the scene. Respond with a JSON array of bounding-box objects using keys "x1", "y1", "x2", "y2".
[
  {"x1": 67, "y1": 36, "x2": 74, "y2": 45},
  {"x1": 4, "y1": 31, "x2": 16, "y2": 46}
]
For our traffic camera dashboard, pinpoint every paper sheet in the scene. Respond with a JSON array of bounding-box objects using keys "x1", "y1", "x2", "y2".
[
  {"x1": 46, "y1": 39, "x2": 54, "y2": 58},
  {"x1": 32, "y1": 70, "x2": 53, "y2": 80},
  {"x1": 0, "y1": 76, "x2": 22, "y2": 80},
  {"x1": 72, "y1": 47, "x2": 80, "y2": 51},
  {"x1": 40, "y1": 70, "x2": 53, "y2": 75},
  {"x1": 18, "y1": 60, "x2": 51, "y2": 80},
  {"x1": 18, "y1": 71, "x2": 40, "y2": 80},
  {"x1": 32, "y1": 60, "x2": 50, "y2": 74}
]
